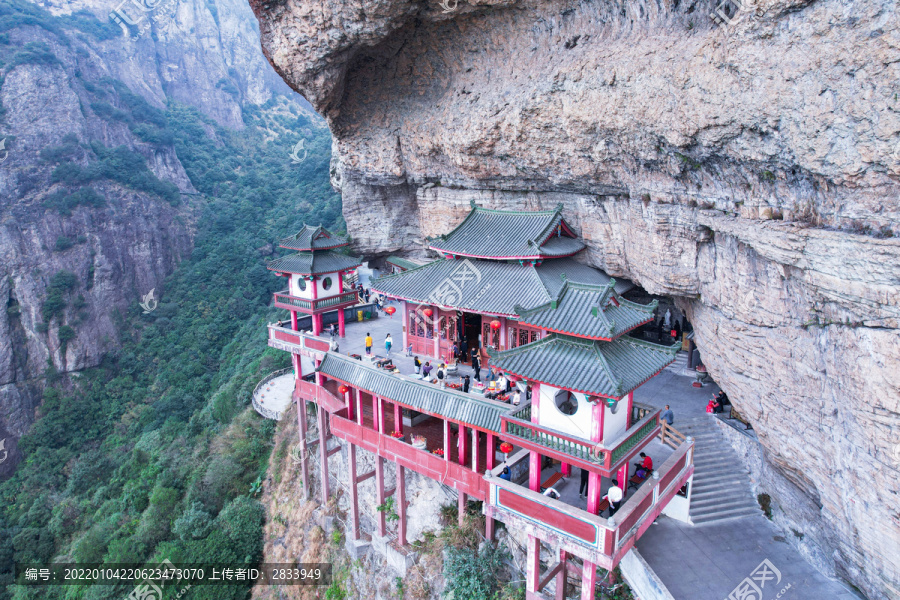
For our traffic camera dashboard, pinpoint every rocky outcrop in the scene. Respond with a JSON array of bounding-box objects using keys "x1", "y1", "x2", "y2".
[
  {"x1": 251, "y1": 0, "x2": 900, "y2": 597},
  {"x1": 0, "y1": 0, "x2": 304, "y2": 477}
]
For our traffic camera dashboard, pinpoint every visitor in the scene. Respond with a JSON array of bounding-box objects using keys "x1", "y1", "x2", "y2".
[
  {"x1": 496, "y1": 373, "x2": 507, "y2": 393},
  {"x1": 437, "y1": 363, "x2": 446, "y2": 388},
  {"x1": 422, "y1": 362, "x2": 433, "y2": 378},
  {"x1": 604, "y1": 479, "x2": 624, "y2": 515},
  {"x1": 385, "y1": 333, "x2": 393, "y2": 355},
  {"x1": 460, "y1": 339, "x2": 468, "y2": 362},
  {"x1": 414, "y1": 356, "x2": 422, "y2": 375},
  {"x1": 633, "y1": 452, "x2": 653, "y2": 474},
  {"x1": 406, "y1": 343, "x2": 413, "y2": 357},
  {"x1": 471, "y1": 351, "x2": 481, "y2": 381},
  {"x1": 543, "y1": 487, "x2": 561, "y2": 500},
  {"x1": 451, "y1": 341, "x2": 459, "y2": 360},
  {"x1": 328, "y1": 322, "x2": 337, "y2": 337},
  {"x1": 661, "y1": 404, "x2": 674, "y2": 426},
  {"x1": 364, "y1": 288, "x2": 370, "y2": 303},
  {"x1": 463, "y1": 375, "x2": 471, "y2": 394},
  {"x1": 330, "y1": 337, "x2": 339, "y2": 353},
  {"x1": 672, "y1": 319, "x2": 682, "y2": 342},
  {"x1": 714, "y1": 390, "x2": 730, "y2": 406},
  {"x1": 499, "y1": 466, "x2": 511, "y2": 481},
  {"x1": 365, "y1": 332, "x2": 373, "y2": 356},
  {"x1": 512, "y1": 389, "x2": 521, "y2": 406},
  {"x1": 579, "y1": 467, "x2": 589, "y2": 499}
]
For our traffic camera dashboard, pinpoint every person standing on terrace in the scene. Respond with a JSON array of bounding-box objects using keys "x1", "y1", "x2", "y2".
[
  {"x1": 471, "y1": 351, "x2": 481, "y2": 381},
  {"x1": 385, "y1": 333, "x2": 393, "y2": 356},
  {"x1": 661, "y1": 404, "x2": 674, "y2": 425},
  {"x1": 365, "y1": 332, "x2": 373, "y2": 356}
]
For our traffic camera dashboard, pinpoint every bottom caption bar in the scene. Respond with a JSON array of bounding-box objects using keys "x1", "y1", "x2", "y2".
[{"x1": 15, "y1": 563, "x2": 332, "y2": 586}]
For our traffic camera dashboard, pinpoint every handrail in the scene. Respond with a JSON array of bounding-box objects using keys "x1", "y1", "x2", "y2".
[
  {"x1": 274, "y1": 290, "x2": 359, "y2": 312},
  {"x1": 251, "y1": 367, "x2": 294, "y2": 420},
  {"x1": 660, "y1": 422, "x2": 686, "y2": 449}
]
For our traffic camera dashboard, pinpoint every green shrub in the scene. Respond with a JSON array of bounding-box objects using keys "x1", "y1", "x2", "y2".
[
  {"x1": 443, "y1": 542, "x2": 509, "y2": 600},
  {"x1": 54, "y1": 236, "x2": 73, "y2": 251}
]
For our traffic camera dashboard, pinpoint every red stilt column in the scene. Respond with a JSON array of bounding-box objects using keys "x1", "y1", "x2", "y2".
[
  {"x1": 355, "y1": 390, "x2": 364, "y2": 426},
  {"x1": 346, "y1": 387, "x2": 355, "y2": 422},
  {"x1": 401, "y1": 301, "x2": 409, "y2": 350},
  {"x1": 317, "y1": 405, "x2": 330, "y2": 504},
  {"x1": 443, "y1": 420, "x2": 452, "y2": 460},
  {"x1": 458, "y1": 424, "x2": 468, "y2": 466},
  {"x1": 348, "y1": 443, "x2": 361, "y2": 540},
  {"x1": 526, "y1": 535, "x2": 540, "y2": 596},
  {"x1": 457, "y1": 489, "x2": 466, "y2": 527},
  {"x1": 291, "y1": 310, "x2": 299, "y2": 330},
  {"x1": 338, "y1": 307, "x2": 346, "y2": 338},
  {"x1": 486, "y1": 433, "x2": 495, "y2": 471},
  {"x1": 561, "y1": 462, "x2": 571, "y2": 477},
  {"x1": 372, "y1": 394, "x2": 380, "y2": 432},
  {"x1": 555, "y1": 550, "x2": 568, "y2": 600},
  {"x1": 394, "y1": 402, "x2": 402, "y2": 436},
  {"x1": 375, "y1": 456, "x2": 386, "y2": 537},
  {"x1": 432, "y1": 307, "x2": 440, "y2": 360},
  {"x1": 581, "y1": 561, "x2": 597, "y2": 600},
  {"x1": 485, "y1": 512, "x2": 495, "y2": 542},
  {"x1": 397, "y1": 465, "x2": 407, "y2": 546},
  {"x1": 292, "y1": 354, "x2": 302, "y2": 380},
  {"x1": 587, "y1": 473, "x2": 602, "y2": 514},
  {"x1": 296, "y1": 397, "x2": 310, "y2": 500},
  {"x1": 530, "y1": 451, "x2": 541, "y2": 492},
  {"x1": 471, "y1": 429, "x2": 481, "y2": 473}
]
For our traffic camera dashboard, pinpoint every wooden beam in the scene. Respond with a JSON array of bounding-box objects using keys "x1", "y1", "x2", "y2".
[
  {"x1": 327, "y1": 445, "x2": 341, "y2": 457},
  {"x1": 356, "y1": 470, "x2": 375, "y2": 484},
  {"x1": 538, "y1": 561, "x2": 564, "y2": 592}
]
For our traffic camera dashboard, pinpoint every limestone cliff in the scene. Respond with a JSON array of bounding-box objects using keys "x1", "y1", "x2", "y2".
[
  {"x1": 251, "y1": 0, "x2": 900, "y2": 597},
  {"x1": 0, "y1": 0, "x2": 309, "y2": 477}
]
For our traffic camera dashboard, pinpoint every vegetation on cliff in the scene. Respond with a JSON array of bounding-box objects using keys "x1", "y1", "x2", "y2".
[{"x1": 0, "y1": 4, "x2": 340, "y2": 599}]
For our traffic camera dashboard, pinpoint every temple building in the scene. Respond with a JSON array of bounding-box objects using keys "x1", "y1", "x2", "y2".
[{"x1": 265, "y1": 206, "x2": 696, "y2": 600}]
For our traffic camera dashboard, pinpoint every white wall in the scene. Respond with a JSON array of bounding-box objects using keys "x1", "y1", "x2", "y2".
[
  {"x1": 291, "y1": 272, "x2": 342, "y2": 299},
  {"x1": 538, "y1": 384, "x2": 593, "y2": 441},
  {"x1": 603, "y1": 398, "x2": 629, "y2": 442}
]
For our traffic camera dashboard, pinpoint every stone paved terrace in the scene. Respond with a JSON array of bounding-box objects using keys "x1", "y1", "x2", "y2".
[{"x1": 318, "y1": 308, "x2": 862, "y2": 600}]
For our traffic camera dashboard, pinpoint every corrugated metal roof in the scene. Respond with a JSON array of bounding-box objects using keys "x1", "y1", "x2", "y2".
[
  {"x1": 317, "y1": 353, "x2": 511, "y2": 432},
  {"x1": 427, "y1": 204, "x2": 585, "y2": 259},
  {"x1": 515, "y1": 280, "x2": 657, "y2": 340},
  {"x1": 279, "y1": 225, "x2": 350, "y2": 251},
  {"x1": 267, "y1": 251, "x2": 362, "y2": 275},
  {"x1": 489, "y1": 334, "x2": 678, "y2": 399}
]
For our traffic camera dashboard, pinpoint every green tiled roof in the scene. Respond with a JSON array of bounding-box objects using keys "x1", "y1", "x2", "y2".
[
  {"x1": 317, "y1": 353, "x2": 511, "y2": 432},
  {"x1": 279, "y1": 225, "x2": 350, "y2": 251},
  {"x1": 427, "y1": 203, "x2": 585, "y2": 260},
  {"x1": 385, "y1": 256, "x2": 428, "y2": 271},
  {"x1": 514, "y1": 280, "x2": 657, "y2": 340},
  {"x1": 267, "y1": 251, "x2": 362, "y2": 276},
  {"x1": 369, "y1": 257, "x2": 615, "y2": 316},
  {"x1": 488, "y1": 334, "x2": 679, "y2": 399}
]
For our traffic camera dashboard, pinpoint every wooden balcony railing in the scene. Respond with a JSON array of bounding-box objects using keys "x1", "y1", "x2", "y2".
[
  {"x1": 500, "y1": 404, "x2": 661, "y2": 476},
  {"x1": 484, "y1": 438, "x2": 694, "y2": 569},
  {"x1": 273, "y1": 290, "x2": 359, "y2": 313}
]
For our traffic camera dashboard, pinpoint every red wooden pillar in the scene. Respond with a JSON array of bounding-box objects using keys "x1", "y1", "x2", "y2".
[
  {"x1": 317, "y1": 405, "x2": 330, "y2": 504},
  {"x1": 529, "y1": 451, "x2": 541, "y2": 492},
  {"x1": 471, "y1": 429, "x2": 481, "y2": 473},
  {"x1": 486, "y1": 433, "x2": 496, "y2": 471},
  {"x1": 348, "y1": 443, "x2": 361, "y2": 540},
  {"x1": 581, "y1": 561, "x2": 597, "y2": 600},
  {"x1": 457, "y1": 489, "x2": 466, "y2": 527},
  {"x1": 372, "y1": 394, "x2": 380, "y2": 433},
  {"x1": 556, "y1": 550, "x2": 568, "y2": 600},
  {"x1": 310, "y1": 276, "x2": 322, "y2": 336},
  {"x1": 290, "y1": 310, "x2": 299, "y2": 330},
  {"x1": 617, "y1": 463, "x2": 630, "y2": 500},
  {"x1": 526, "y1": 535, "x2": 540, "y2": 596},
  {"x1": 401, "y1": 301, "x2": 409, "y2": 350},
  {"x1": 345, "y1": 387, "x2": 355, "y2": 422},
  {"x1": 458, "y1": 424, "x2": 468, "y2": 466},
  {"x1": 626, "y1": 391, "x2": 634, "y2": 427},
  {"x1": 443, "y1": 419, "x2": 452, "y2": 461},
  {"x1": 561, "y1": 462, "x2": 572, "y2": 477},
  {"x1": 355, "y1": 390, "x2": 364, "y2": 426},
  {"x1": 397, "y1": 465, "x2": 407, "y2": 546},
  {"x1": 499, "y1": 317, "x2": 507, "y2": 350},
  {"x1": 338, "y1": 307, "x2": 346, "y2": 338},
  {"x1": 375, "y1": 456, "x2": 386, "y2": 537},
  {"x1": 485, "y1": 512, "x2": 495, "y2": 542},
  {"x1": 587, "y1": 473, "x2": 602, "y2": 514},
  {"x1": 587, "y1": 399, "x2": 604, "y2": 513},
  {"x1": 296, "y1": 397, "x2": 310, "y2": 500},
  {"x1": 394, "y1": 402, "x2": 402, "y2": 435},
  {"x1": 432, "y1": 306, "x2": 440, "y2": 360}
]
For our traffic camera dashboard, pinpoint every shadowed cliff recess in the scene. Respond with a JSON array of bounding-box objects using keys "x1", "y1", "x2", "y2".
[{"x1": 250, "y1": 0, "x2": 900, "y2": 598}]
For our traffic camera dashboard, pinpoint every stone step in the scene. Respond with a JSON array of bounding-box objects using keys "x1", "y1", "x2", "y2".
[
  {"x1": 691, "y1": 510, "x2": 762, "y2": 527},
  {"x1": 691, "y1": 477, "x2": 752, "y2": 494},
  {"x1": 690, "y1": 505, "x2": 761, "y2": 525},
  {"x1": 690, "y1": 493, "x2": 756, "y2": 509}
]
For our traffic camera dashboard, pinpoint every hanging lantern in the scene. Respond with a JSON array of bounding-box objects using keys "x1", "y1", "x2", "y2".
[
  {"x1": 499, "y1": 442, "x2": 514, "y2": 454},
  {"x1": 423, "y1": 308, "x2": 434, "y2": 318},
  {"x1": 338, "y1": 385, "x2": 350, "y2": 395},
  {"x1": 385, "y1": 306, "x2": 396, "y2": 317},
  {"x1": 490, "y1": 320, "x2": 501, "y2": 330}
]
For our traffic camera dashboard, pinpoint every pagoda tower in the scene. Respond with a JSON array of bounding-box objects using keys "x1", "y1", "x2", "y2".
[{"x1": 267, "y1": 225, "x2": 362, "y2": 337}]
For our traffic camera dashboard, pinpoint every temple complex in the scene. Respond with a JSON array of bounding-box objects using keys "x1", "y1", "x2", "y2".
[{"x1": 265, "y1": 205, "x2": 696, "y2": 600}]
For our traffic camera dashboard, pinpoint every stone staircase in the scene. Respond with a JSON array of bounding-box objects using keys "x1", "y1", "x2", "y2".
[
  {"x1": 664, "y1": 350, "x2": 689, "y2": 374},
  {"x1": 677, "y1": 418, "x2": 761, "y2": 525}
]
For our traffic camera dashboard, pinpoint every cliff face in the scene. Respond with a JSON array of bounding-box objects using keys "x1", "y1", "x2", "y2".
[
  {"x1": 251, "y1": 0, "x2": 900, "y2": 597},
  {"x1": 0, "y1": 0, "x2": 303, "y2": 477}
]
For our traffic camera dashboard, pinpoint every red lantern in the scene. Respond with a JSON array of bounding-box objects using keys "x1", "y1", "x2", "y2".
[
  {"x1": 385, "y1": 306, "x2": 396, "y2": 317},
  {"x1": 338, "y1": 385, "x2": 349, "y2": 395},
  {"x1": 423, "y1": 308, "x2": 434, "y2": 318},
  {"x1": 490, "y1": 320, "x2": 501, "y2": 330},
  {"x1": 499, "y1": 442, "x2": 514, "y2": 454}
]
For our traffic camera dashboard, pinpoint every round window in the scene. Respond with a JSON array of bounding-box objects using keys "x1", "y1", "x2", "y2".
[
  {"x1": 322, "y1": 277, "x2": 333, "y2": 291},
  {"x1": 554, "y1": 390, "x2": 577, "y2": 416},
  {"x1": 297, "y1": 278, "x2": 307, "y2": 292}
]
